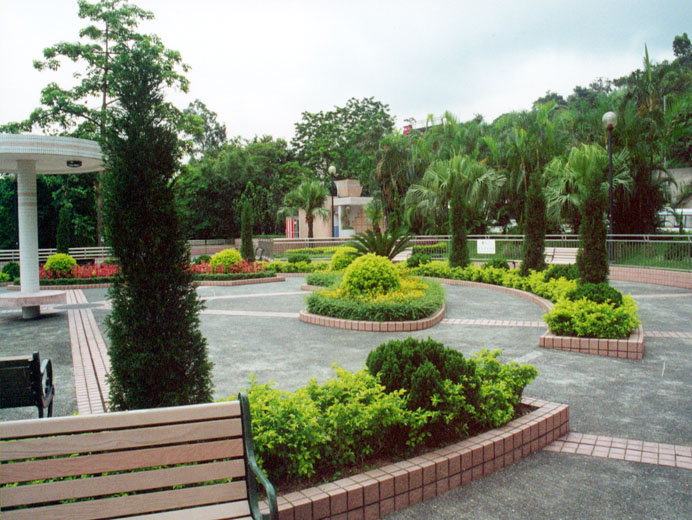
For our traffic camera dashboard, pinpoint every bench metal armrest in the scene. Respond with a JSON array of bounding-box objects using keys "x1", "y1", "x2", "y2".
[{"x1": 239, "y1": 391, "x2": 278, "y2": 520}]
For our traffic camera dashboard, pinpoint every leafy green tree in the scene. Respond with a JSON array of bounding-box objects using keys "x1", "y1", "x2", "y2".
[
  {"x1": 448, "y1": 173, "x2": 469, "y2": 268},
  {"x1": 292, "y1": 97, "x2": 395, "y2": 187},
  {"x1": 520, "y1": 172, "x2": 546, "y2": 275},
  {"x1": 279, "y1": 180, "x2": 330, "y2": 238},
  {"x1": 56, "y1": 204, "x2": 73, "y2": 254},
  {"x1": 405, "y1": 154, "x2": 504, "y2": 234},
  {"x1": 0, "y1": 175, "x2": 17, "y2": 249},
  {"x1": 19, "y1": 0, "x2": 187, "y2": 246},
  {"x1": 240, "y1": 198, "x2": 255, "y2": 261},
  {"x1": 103, "y1": 38, "x2": 212, "y2": 410},
  {"x1": 183, "y1": 99, "x2": 227, "y2": 158}
]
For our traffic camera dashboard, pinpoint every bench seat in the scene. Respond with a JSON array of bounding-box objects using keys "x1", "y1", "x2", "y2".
[
  {"x1": 545, "y1": 247, "x2": 578, "y2": 265},
  {"x1": 0, "y1": 394, "x2": 277, "y2": 520}
]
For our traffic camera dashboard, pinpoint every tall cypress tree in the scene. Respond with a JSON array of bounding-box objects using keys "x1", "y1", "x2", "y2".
[
  {"x1": 56, "y1": 204, "x2": 72, "y2": 255},
  {"x1": 448, "y1": 173, "x2": 469, "y2": 268},
  {"x1": 577, "y1": 166, "x2": 609, "y2": 283},
  {"x1": 103, "y1": 39, "x2": 212, "y2": 410},
  {"x1": 240, "y1": 198, "x2": 255, "y2": 262},
  {"x1": 520, "y1": 172, "x2": 547, "y2": 276}
]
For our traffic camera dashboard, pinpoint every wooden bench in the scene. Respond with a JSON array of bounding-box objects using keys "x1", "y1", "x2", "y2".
[
  {"x1": 0, "y1": 392, "x2": 278, "y2": 520},
  {"x1": 0, "y1": 352, "x2": 54, "y2": 418},
  {"x1": 545, "y1": 247, "x2": 578, "y2": 265}
]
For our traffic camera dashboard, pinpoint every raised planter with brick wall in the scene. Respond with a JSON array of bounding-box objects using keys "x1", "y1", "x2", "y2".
[
  {"x1": 540, "y1": 326, "x2": 644, "y2": 360},
  {"x1": 262, "y1": 397, "x2": 570, "y2": 520},
  {"x1": 299, "y1": 305, "x2": 446, "y2": 332}
]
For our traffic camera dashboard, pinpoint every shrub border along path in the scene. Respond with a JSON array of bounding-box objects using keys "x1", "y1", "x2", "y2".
[{"x1": 428, "y1": 278, "x2": 646, "y2": 360}]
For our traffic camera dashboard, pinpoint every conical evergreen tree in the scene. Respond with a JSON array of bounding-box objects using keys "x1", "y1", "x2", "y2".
[
  {"x1": 577, "y1": 166, "x2": 609, "y2": 283},
  {"x1": 520, "y1": 172, "x2": 547, "y2": 275},
  {"x1": 240, "y1": 198, "x2": 255, "y2": 262},
  {"x1": 56, "y1": 204, "x2": 72, "y2": 255},
  {"x1": 103, "y1": 39, "x2": 213, "y2": 410},
  {"x1": 448, "y1": 173, "x2": 469, "y2": 268}
]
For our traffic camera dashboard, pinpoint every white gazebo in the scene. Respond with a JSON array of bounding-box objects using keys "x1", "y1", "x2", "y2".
[{"x1": 0, "y1": 134, "x2": 104, "y2": 319}]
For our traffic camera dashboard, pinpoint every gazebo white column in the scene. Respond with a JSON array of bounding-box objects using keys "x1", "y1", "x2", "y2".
[{"x1": 0, "y1": 134, "x2": 104, "y2": 319}]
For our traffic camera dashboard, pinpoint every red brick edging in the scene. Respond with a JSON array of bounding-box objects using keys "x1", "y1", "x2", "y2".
[
  {"x1": 540, "y1": 326, "x2": 644, "y2": 360},
  {"x1": 5, "y1": 276, "x2": 285, "y2": 291},
  {"x1": 299, "y1": 305, "x2": 446, "y2": 332},
  {"x1": 264, "y1": 398, "x2": 569, "y2": 520}
]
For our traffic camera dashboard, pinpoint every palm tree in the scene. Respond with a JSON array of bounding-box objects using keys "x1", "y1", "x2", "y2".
[
  {"x1": 279, "y1": 180, "x2": 329, "y2": 238},
  {"x1": 404, "y1": 154, "x2": 505, "y2": 234}
]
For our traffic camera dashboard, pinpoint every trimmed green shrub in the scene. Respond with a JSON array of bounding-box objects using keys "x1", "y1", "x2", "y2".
[
  {"x1": 305, "y1": 271, "x2": 341, "y2": 288},
  {"x1": 576, "y1": 158, "x2": 609, "y2": 284},
  {"x1": 544, "y1": 264, "x2": 579, "y2": 282},
  {"x1": 330, "y1": 246, "x2": 357, "y2": 271},
  {"x1": 0, "y1": 272, "x2": 10, "y2": 283},
  {"x1": 2, "y1": 261, "x2": 19, "y2": 280},
  {"x1": 412, "y1": 242, "x2": 447, "y2": 256},
  {"x1": 342, "y1": 254, "x2": 401, "y2": 298},
  {"x1": 239, "y1": 368, "x2": 422, "y2": 483},
  {"x1": 484, "y1": 257, "x2": 510, "y2": 270},
  {"x1": 192, "y1": 271, "x2": 275, "y2": 282},
  {"x1": 544, "y1": 295, "x2": 640, "y2": 338},
  {"x1": 284, "y1": 246, "x2": 341, "y2": 256},
  {"x1": 307, "y1": 278, "x2": 444, "y2": 321},
  {"x1": 566, "y1": 282, "x2": 623, "y2": 307},
  {"x1": 265, "y1": 260, "x2": 329, "y2": 273},
  {"x1": 209, "y1": 248, "x2": 242, "y2": 269},
  {"x1": 44, "y1": 253, "x2": 77, "y2": 277},
  {"x1": 193, "y1": 254, "x2": 212, "y2": 265},
  {"x1": 449, "y1": 173, "x2": 470, "y2": 268},
  {"x1": 406, "y1": 252, "x2": 431, "y2": 268},
  {"x1": 287, "y1": 253, "x2": 312, "y2": 264}
]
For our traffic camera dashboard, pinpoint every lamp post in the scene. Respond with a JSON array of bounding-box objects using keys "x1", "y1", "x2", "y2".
[
  {"x1": 328, "y1": 165, "x2": 336, "y2": 238},
  {"x1": 602, "y1": 111, "x2": 617, "y2": 260}
]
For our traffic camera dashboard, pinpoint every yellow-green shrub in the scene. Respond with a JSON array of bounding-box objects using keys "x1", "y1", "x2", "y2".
[
  {"x1": 44, "y1": 253, "x2": 77, "y2": 277},
  {"x1": 544, "y1": 295, "x2": 640, "y2": 338},
  {"x1": 330, "y1": 246, "x2": 357, "y2": 271},
  {"x1": 209, "y1": 248, "x2": 241, "y2": 269},
  {"x1": 342, "y1": 253, "x2": 401, "y2": 298}
]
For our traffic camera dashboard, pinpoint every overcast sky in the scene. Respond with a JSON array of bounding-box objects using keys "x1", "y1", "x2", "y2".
[{"x1": 0, "y1": 0, "x2": 688, "y2": 141}]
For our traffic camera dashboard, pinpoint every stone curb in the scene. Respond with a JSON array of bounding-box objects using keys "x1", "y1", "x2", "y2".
[
  {"x1": 263, "y1": 398, "x2": 570, "y2": 520},
  {"x1": 431, "y1": 277, "x2": 554, "y2": 311},
  {"x1": 299, "y1": 305, "x2": 446, "y2": 333},
  {"x1": 539, "y1": 326, "x2": 645, "y2": 360}
]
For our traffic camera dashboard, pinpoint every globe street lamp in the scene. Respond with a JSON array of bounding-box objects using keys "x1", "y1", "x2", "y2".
[
  {"x1": 602, "y1": 111, "x2": 617, "y2": 259},
  {"x1": 328, "y1": 165, "x2": 336, "y2": 238}
]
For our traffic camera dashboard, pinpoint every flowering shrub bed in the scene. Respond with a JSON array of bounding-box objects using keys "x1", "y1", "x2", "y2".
[
  {"x1": 408, "y1": 261, "x2": 640, "y2": 339},
  {"x1": 188, "y1": 260, "x2": 266, "y2": 275},
  {"x1": 229, "y1": 340, "x2": 538, "y2": 487},
  {"x1": 307, "y1": 255, "x2": 444, "y2": 322},
  {"x1": 40, "y1": 262, "x2": 119, "y2": 280}
]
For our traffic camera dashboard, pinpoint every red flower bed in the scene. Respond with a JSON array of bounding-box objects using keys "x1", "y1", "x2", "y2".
[
  {"x1": 40, "y1": 263, "x2": 120, "y2": 280},
  {"x1": 187, "y1": 261, "x2": 266, "y2": 275}
]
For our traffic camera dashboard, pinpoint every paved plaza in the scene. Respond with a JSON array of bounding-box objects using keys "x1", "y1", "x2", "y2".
[{"x1": 1, "y1": 276, "x2": 691, "y2": 518}]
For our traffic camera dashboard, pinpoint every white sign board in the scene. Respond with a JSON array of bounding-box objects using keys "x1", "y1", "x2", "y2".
[{"x1": 477, "y1": 239, "x2": 496, "y2": 255}]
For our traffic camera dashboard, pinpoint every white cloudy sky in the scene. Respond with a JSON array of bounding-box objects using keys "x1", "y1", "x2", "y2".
[{"x1": 0, "y1": 0, "x2": 688, "y2": 141}]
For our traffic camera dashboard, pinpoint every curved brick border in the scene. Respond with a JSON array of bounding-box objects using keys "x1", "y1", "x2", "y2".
[
  {"x1": 540, "y1": 326, "x2": 644, "y2": 360},
  {"x1": 262, "y1": 398, "x2": 570, "y2": 520},
  {"x1": 5, "y1": 275, "x2": 285, "y2": 291},
  {"x1": 431, "y1": 277, "x2": 554, "y2": 312},
  {"x1": 299, "y1": 305, "x2": 446, "y2": 332},
  {"x1": 610, "y1": 266, "x2": 692, "y2": 290}
]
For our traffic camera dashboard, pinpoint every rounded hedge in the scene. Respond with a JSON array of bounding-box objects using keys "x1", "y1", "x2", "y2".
[
  {"x1": 330, "y1": 246, "x2": 357, "y2": 271},
  {"x1": 342, "y1": 254, "x2": 401, "y2": 297},
  {"x1": 2, "y1": 261, "x2": 19, "y2": 280},
  {"x1": 193, "y1": 254, "x2": 212, "y2": 265},
  {"x1": 44, "y1": 253, "x2": 77, "y2": 276},
  {"x1": 209, "y1": 248, "x2": 242, "y2": 270}
]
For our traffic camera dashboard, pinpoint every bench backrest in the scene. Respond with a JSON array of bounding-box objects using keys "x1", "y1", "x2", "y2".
[
  {"x1": 545, "y1": 247, "x2": 578, "y2": 265},
  {"x1": 0, "y1": 353, "x2": 42, "y2": 410},
  {"x1": 1, "y1": 400, "x2": 253, "y2": 520}
]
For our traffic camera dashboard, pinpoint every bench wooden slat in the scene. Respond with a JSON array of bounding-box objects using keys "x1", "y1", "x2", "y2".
[
  {"x1": 2, "y1": 482, "x2": 248, "y2": 520},
  {"x1": 2, "y1": 438, "x2": 243, "y2": 484},
  {"x1": 1, "y1": 459, "x2": 246, "y2": 508},
  {"x1": 2, "y1": 418, "x2": 242, "y2": 461},
  {"x1": 128, "y1": 503, "x2": 253, "y2": 520},
  {"x1": 1, "y1": 400, "x2": 241, "y2": 439}
]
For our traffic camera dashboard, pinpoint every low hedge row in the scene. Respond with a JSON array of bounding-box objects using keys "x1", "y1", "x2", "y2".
[
  {"x1": 283, "y1": 246, "x2": 342, "y2": 256},
  {"x1": 307, "y1": 278, "x2": 444, "y2": 321},
  {"x1": 411, "y1": 242, "x2": 448, "y2": 256},
  {"x1": 232, "y1": 339, "x2": 538, "y2": 487},
  {"x1": 407, "y1": 261, "x2": 640, "y2": 339},
  {"x1": 265, "y1": 260, "x2": 330, "y2": 273},
  {"x1": 31, "y1": 271, "x2": 278, "y2": 286},
  {"x1": 305, "y1": 271, "x2": 342, "y2": 288}
]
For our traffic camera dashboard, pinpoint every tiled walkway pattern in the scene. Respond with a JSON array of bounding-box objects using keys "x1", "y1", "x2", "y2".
[
  {"x1": 546, "y1": 432, "x2": 692, "y2": 470},
  {"x1": 66, "y1": 290, "x2": 110, "y2": 415},
  {"x1": 442, "y1": 318, "x2": 545, "y2": 328}
]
